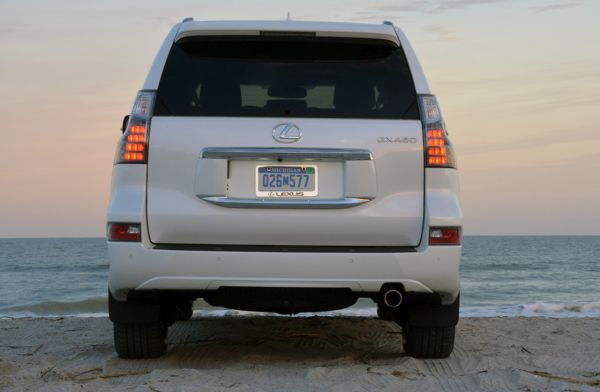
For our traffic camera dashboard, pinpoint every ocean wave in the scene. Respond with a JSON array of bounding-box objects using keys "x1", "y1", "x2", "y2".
[
  {"x1": 2, "y1": 299, "x2": 599, "y2": 319},
  {"x1": 461, "y1": 301, "x2": 600, "y2": 318},
  {"x1": 522, "y1": 301, "x2": 600, "y2": 313},
  {"x1": 0, "y1": 297, "x2": 107, "y2": 317},
  {"x1": 192, "y1": 307, "x2": 379, "y2": 318},
  {"x1": 193, "y1": 302, "x2": 600, "y2": 319}
]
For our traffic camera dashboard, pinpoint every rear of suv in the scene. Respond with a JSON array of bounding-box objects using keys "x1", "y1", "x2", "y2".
[{"x1": 107, "y1": 19, "x2": 462, "y2": 359}]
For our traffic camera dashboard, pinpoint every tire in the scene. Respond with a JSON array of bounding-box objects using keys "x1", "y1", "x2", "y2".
[
  {"x1": 402, "y1": 324, "x2": 455, "y2": 358},
  {"x1": 175, "y1": 302, "x2": 194, "y2": 321},
  {"x1": 113, "y1": 322, "x2": 167, "y2": 359},
  {"x1": 376, "y1": 305, "x2": 395, "y2": 321}
]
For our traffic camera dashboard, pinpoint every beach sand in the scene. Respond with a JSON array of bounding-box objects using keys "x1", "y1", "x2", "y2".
[{"x1": 1, "y1": 316, "x2": 599, "y2": 391}]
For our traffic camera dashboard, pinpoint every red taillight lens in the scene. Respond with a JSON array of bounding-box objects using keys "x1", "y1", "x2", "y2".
[
  {"x1": 420, "y1": 95, "x2": 457, "y2": 168},
  {"x1": 107, "y1": 223, "x2": 142, "y2": 242},
  {"x1": 429, "y1": 227, "x2": 461, "y2": 245},
  {"x1": 125, "y1": 142, "x2": 145, "y2": 152},
  {"x1": 117, "y1": 119, "x2": 147, "y2": 163},
  {"x1": 115, "y1": 91, "x2": 155, "y2": 165},
  {"x1": 127, "y1": 134, "x2": 144, "y2": 142},
  {"x1": 427, "y1": 129, "x2": 449, "y2": 165},
  {"x1": 122, "y1": 152, "x2": 145, "y2": 161}
]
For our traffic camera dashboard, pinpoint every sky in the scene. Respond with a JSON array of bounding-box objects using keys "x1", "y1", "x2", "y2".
[{"x1": 0, "y1": 0, "x2": 599, "y2": 237}]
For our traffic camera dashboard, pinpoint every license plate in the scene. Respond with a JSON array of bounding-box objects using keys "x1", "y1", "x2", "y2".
[{"x1": 256, "y1": 165, "x2": 318, "y2": 197}]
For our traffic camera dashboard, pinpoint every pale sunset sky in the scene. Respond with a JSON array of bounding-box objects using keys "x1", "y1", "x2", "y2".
[{"x1": 0, "y1": 0, "x2": 599, "y2": 237}]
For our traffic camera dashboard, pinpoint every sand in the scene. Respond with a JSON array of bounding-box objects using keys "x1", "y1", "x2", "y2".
[{"x1": 1, "y1": 316, "x2": 599, "y2": 391}]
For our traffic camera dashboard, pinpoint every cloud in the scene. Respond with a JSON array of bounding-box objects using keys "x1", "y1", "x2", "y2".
[
  {"x1": 346, "y1": 11, "x2": 404, "y2": 22},
  {"x1": 355, "y1": 0, "x2": 511, "y2": 16},
  {"x1": 458, "y1": 126, "x2": 600, "y2": 156},
  {"x1": 426, "y1": 25, "x2": 459, "y2": 41},
  {"x1": 533, "y1": 0, "x2": 586, "y2": 12},
  {"x1": 361, "y1": 1, "x2": 434, "y2": 13},
  {"x1": 437, "y1": 68, "x2": 600, "y2": 89},
  {"x1": 0, "y1": 21, "x2": 23, "y2": 35},
  {"x1": 436, "y1": 0, "x2": 508, "y2": 11},
  {"x1": 347, "y1": 2, "x2": 431, "y2": 20},
  {"x1": 350, "y1": 0, "x2": 586, "y2": 19},
  {"x1": 347, "y1": 0, "x2": 515, "y2": 22}
]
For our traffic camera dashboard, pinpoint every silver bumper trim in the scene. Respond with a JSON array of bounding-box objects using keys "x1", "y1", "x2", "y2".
[{"x1": 201, "y1": 147, "x2": 373, "y2": 161}]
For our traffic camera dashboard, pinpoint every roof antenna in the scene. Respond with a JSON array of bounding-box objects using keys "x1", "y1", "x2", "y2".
[{"x1": 286, "y1": 12, "x2": 292, "y2": 21}]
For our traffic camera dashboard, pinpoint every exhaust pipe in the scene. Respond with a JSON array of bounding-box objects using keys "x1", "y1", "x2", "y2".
[{"x1": 382, "y1": 289, "x2": 403, "y2": 308}]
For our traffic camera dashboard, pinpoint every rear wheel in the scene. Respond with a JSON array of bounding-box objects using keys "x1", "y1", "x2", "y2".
[
  {"x1": 109, "y1": 291, "x2": 169, "y2": 358},
  {"x1": 402, "y1": 324, "x2": 455, "y2": 359},
  {"x1": 113, "y1": 322, "x2": 166, "y2": 359},
  {"x1": 392, "y1": 293, "x2": 459, "y2": 358},
  {"x1": 174, "y1": 301, "x2": 194, "y2": 321},
  {"x1": 376, "y1": 304, "x2": 395, "y2": 321}
]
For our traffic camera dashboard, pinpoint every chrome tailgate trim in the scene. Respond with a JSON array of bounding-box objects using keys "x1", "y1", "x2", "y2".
[
  {"x1": 202, "y1": 196, "x2": 371, "y2": 209},
  {"x1": 201, "y1": 147, "x2": 372, "y2": 161}
]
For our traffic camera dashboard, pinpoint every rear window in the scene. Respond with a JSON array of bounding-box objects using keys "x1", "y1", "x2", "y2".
[{"x1": 154, "y1": 37, "x2": 419, "y2": 119}]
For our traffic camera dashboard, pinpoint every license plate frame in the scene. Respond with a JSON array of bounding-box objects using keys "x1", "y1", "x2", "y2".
[{"x1": 255, "y1": 165, "x2": 318, "y2": 197}]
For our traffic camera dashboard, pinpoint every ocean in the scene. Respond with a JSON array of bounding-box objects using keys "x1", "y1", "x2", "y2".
[{"x1": 0, "y1": 236, "x2": 598, "y2": 318}]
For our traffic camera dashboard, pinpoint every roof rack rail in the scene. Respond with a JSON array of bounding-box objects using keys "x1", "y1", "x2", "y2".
[
  {"x1": 383, "y1": 21, "x2": 394, "y2": 26},
  {"x1": 182, "y1": 17, "x2": 193, "y2": 23}
]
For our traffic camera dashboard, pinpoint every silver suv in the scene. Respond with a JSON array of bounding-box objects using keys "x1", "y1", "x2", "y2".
[{"x1": 107, "y1": 19, "x2": 462, "y2": 359}]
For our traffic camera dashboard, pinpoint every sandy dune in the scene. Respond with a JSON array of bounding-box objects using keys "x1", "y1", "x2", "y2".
[{"x1": 1, "y1": 316, "x2": 599, "y2": 391}]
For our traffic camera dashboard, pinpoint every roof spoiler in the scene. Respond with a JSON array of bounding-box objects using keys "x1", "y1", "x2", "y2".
[{"x1": 174, "y1": 20, "x2": 400, "y2": 47}]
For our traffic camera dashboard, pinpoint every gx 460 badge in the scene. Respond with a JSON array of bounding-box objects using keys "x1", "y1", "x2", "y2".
[{"x1": 377, "y1": 137, "x2": 418, "y2": 143}]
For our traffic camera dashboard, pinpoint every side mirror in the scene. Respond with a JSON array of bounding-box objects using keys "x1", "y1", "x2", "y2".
[{"x1": 120, "y1": 115, "x2": 130, "y2": 133}]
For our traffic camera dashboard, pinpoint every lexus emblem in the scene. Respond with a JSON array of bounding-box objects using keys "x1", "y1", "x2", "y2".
[{"x1": 272, "y1": 123, "x2": 302, "y2": 143}]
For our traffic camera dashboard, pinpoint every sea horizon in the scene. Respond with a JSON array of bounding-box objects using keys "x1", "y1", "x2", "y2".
[{"x1": 2, "y1": 234, "x2": 600, "y2": 239}]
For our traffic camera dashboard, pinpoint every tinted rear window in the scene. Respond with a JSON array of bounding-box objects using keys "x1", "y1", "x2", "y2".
[{"x1": 155, "y1": 37, "x2": 419, "y2": 119}]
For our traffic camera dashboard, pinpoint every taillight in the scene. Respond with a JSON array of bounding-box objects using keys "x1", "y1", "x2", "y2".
[
  {"x1": 429, "y1": 227, "x2": 461, "y2": 245},
  {"x1": 419, "y1": 95, "x2": 457, "y2": 168},
  {"x1": 115, "y1": 91, "x2": 155, "y2": 164},
  {"x1": 107, "y1": 223, "x2": 142, "y2": 242}
]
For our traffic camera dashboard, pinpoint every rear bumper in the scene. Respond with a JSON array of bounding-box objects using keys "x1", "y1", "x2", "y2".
[{"x1": 108, "y1": 243, "x2": 461, "y2": 304}]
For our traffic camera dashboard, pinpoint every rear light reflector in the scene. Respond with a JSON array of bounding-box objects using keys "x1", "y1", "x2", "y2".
[
  {"x1": 131, "y1": 91, "x2": 155, "y2": 117},
  {"x1": 107, "y1": 223, "x2": 142, "y2": 242},
  {"x1": 429, "y1": 227, "x2": 461, "y2": 245}
]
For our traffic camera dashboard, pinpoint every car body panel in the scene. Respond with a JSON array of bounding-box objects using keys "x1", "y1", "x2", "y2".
[
  {"x1": 108, "y1": 241, "x2": 461, "y2": 304},
  {"x1": 146, "y1": 117, "x2": 424, "y2": 246}
]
